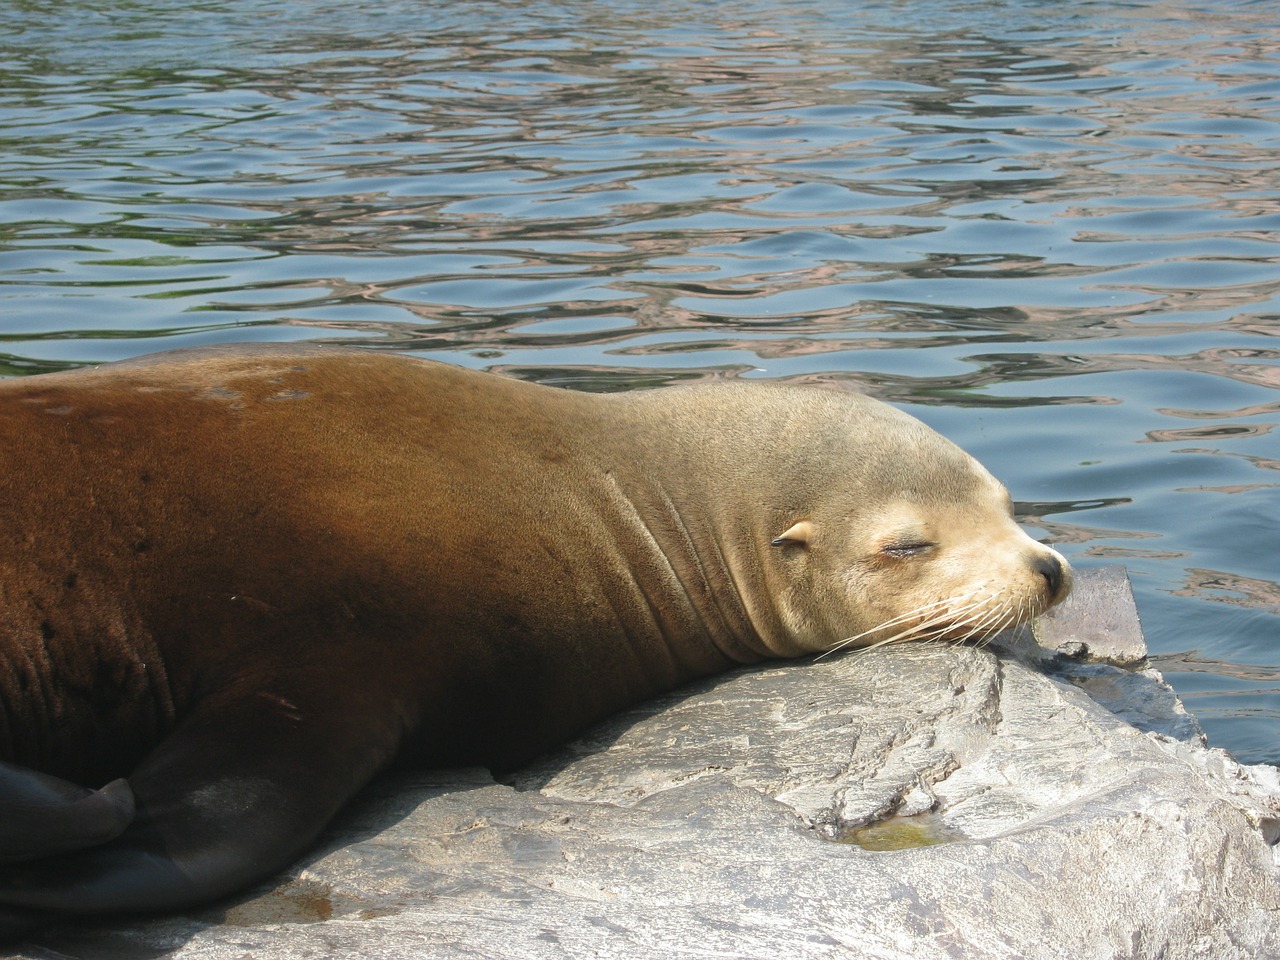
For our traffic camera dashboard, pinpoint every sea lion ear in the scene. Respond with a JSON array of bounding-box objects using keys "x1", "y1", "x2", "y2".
[{"x1": 771, "y1": 520, "x2": 814, "y2": 547}]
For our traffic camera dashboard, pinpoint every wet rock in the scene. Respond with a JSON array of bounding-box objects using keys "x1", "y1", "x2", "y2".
[{"x1": 13, "y1": 567, "x2": 1280, "y2": 960}]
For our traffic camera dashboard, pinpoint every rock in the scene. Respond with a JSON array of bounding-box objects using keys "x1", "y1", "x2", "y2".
[
  {"x1": 11, "y1": 567, "x2": 1280, "y2": 959},
  {"x1": 1033, "y1": 565, "x2": 1148, "y2": 665}
]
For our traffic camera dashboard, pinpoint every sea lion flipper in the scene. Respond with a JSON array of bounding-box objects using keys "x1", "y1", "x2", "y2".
[
  {"x1": 0, "y1": 762, "x2": 135, "y2": 864},
  {"x1": 0, "y1": 683, "x2": 398, "y2": 921}
]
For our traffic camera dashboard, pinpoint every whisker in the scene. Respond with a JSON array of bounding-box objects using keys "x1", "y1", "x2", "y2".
[
  {"x1": 964, "y1": 602, "x2": 1012, "y2": 646},
  {"x1": 981, "y1": 598, "x2": 1025, "y2": 645},
  {"x1": 910, "y1": 602, "x2": 986, "y2": 641},
  {"x1": 824, "y1": 592, "x2": 993, "y2": 658},
  {"x1": 817, "y1": 597, "x2": 961, "y2": 658},
  {"x1": 825, "y1": 578, "x2": 1051, "y2": 660},
  {"x1": 821, "y1": 594, "x2": 981, "y2": 657},
  {"x1": 991, "y1": 597, "x2": 1026, "y2": 644}
]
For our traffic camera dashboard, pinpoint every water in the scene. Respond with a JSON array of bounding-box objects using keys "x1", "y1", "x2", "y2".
[{"x1": 2, "y1": 0, "x2": 1279, "y2": 762}]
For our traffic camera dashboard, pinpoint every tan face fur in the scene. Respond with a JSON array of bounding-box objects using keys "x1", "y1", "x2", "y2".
[{"x1": 723, "y1": 390, "x2": 1072, "y2": 655}]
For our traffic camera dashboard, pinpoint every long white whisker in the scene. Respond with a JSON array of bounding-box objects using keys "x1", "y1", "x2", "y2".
[
  {"x1": 962, "y1": 602, "x2": 1011, "y2": 645},
  {"x1": 973, "y1": 597, "x2": 1024, "y2": 647},
  {"x1": 824, "y1": 566, "x2": 1059, "y2": 659},
  {"x1": 819, "y1": 594, "x2": 977, "y2": 657},
  {"x1": 954, "y1": 597, "x2": 1004, "y2": 631},
  {"x1": 817, "y1": 597, "x2": 960, "y2": 658},
  {"x1": 910, "y1": 600, "x2": 988, "y2": 640},
  {"x1": 992, "y1": 597, "x2": 1026, "y2": 643},
  {"x1": 823, "y1": 592, "x2": 993, "y2": 658},
  {"x1": 852, "y1": 595, "x2": 965, "y2": 637}
]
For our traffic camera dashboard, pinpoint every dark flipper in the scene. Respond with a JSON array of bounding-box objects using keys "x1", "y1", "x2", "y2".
[
  {"x1": 0, "y1": 762, "x2": 135, "y2": 864},
  {"x1": 0, "y1": 679, "x2": 402, "y2": 936}
]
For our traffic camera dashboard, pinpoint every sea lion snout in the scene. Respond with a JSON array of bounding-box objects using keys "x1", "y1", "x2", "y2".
[{"x1": 1033, "y1": 550, "x2": 1070, "y2": 603}]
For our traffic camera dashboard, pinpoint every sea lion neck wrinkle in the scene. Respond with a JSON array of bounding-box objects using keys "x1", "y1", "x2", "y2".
[
  {"x1": 605, "y1": 383, "x2": 847, "y2": 660},
  {"x1": 586, "y1": 459, "x2": 782, "y2": 670}
]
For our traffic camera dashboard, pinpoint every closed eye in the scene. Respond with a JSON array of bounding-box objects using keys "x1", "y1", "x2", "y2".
[{"x1": 881, "y1": 540, "x2": 935, "y2": 558}]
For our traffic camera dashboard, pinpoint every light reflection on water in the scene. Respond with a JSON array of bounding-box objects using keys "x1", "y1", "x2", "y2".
[{"x1": 2, "y1": 0, "x2": 1279, "y2": 761}]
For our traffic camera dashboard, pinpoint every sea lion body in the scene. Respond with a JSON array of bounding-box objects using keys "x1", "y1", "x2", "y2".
[{"x1": 0, "y1": 345, "x2": 1069, "y2": 936}]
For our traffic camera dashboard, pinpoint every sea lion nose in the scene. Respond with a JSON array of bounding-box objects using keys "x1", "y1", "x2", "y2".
[{"x1": 1034, "y1": 552, "x2": 1065, "y2": 599}]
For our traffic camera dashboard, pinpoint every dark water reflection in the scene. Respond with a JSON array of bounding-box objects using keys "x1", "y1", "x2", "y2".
[{"x1": 2, "y1": 0, "x2": 1279, "y2": 761}]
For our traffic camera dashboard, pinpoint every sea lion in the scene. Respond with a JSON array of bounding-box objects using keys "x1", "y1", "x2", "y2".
[{"x1": 0, "y1": 344, "x2": 1070, "y2": 938}]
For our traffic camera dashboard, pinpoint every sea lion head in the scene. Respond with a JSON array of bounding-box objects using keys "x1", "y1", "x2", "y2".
[{"x1": 757, "y1": 390, "x2": 1071, "y2": 655}]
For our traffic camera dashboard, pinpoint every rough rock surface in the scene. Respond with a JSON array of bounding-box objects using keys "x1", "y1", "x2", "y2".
[{"x1": 11, "y1": 567, "x2": 1280, "y2": 960}]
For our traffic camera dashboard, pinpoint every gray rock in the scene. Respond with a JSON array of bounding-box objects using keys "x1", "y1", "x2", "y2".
[
  {"x1": 12, "y1": 566, "x2": 1280, "y2": 960},
  {"x1": 1033, "y1": 565, "x2": 1148, "y2": 665}
]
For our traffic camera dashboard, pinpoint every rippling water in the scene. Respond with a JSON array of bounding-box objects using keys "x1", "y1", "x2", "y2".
[{"x1": 2, "y1": 0, "x2": 1279, "y2": 762}]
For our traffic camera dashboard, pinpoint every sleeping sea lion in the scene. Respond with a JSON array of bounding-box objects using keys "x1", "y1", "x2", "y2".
[{"x1": 0, "y1": 344, "x2": 1069, "y2": 938}]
